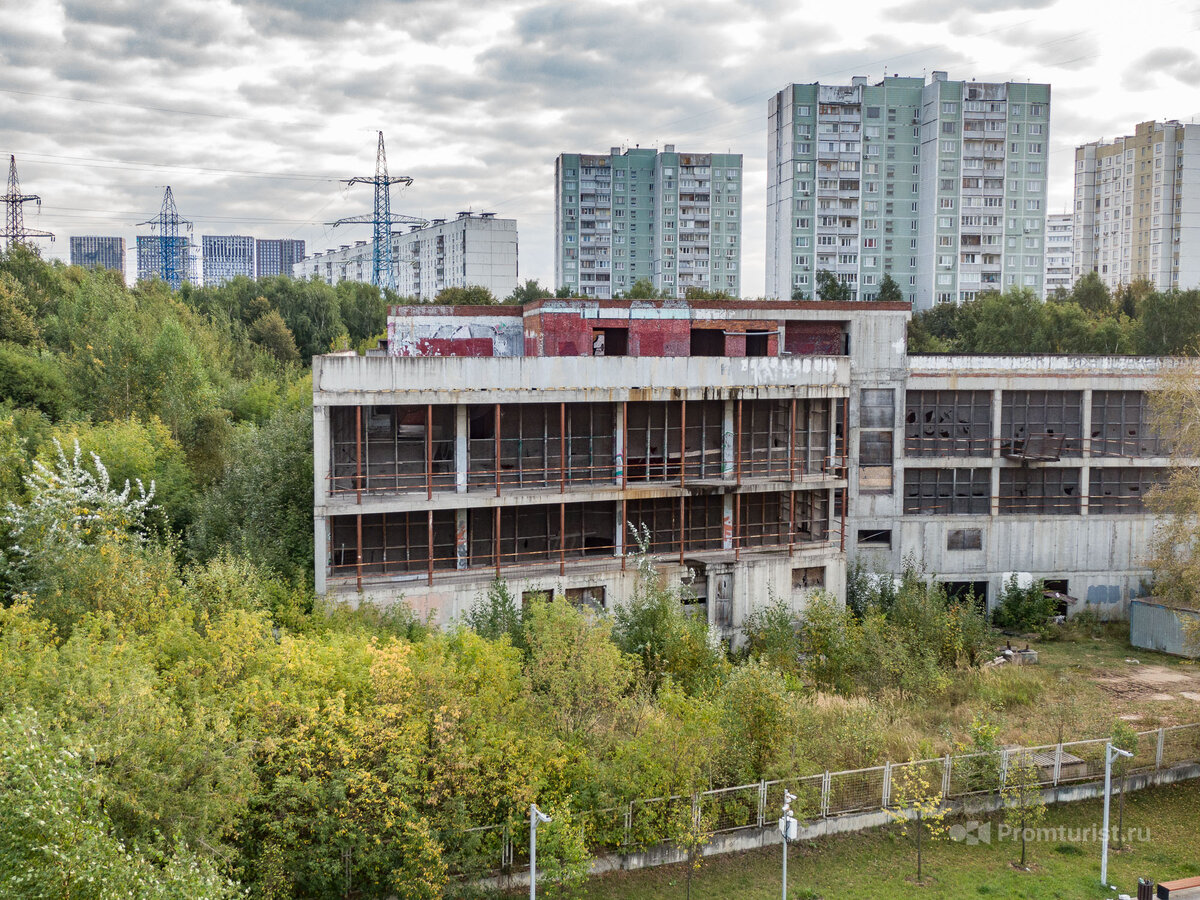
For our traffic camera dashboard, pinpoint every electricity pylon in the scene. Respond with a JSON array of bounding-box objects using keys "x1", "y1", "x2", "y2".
[
  {"x1": 2, "y1": 155, "x2": 54, "y2": 250},
  {"x1": 330, "y1": 132, "x2": 426, "y2": 292},
  {"x1": 138, "y1": 186, "x2": 192, "y2": 290}
]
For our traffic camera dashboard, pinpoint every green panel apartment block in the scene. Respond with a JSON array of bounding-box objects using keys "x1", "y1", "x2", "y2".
[
  {"x1": 555, "y1": 146, "x2": 743, "y2": 298},
  {"x1": 767, "y1": 73, "x2": 1050, "y2": 310}
]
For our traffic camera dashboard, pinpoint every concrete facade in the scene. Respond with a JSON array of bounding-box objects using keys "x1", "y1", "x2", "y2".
[
  {"x1": 201, "y1": 234, "x2": 256, "y2": 286},
  {"x1": 1044, "y1": 212, "x2": 1073, "y2": 296},
  {"x1": 69, "y1": 236, "x2": 125, "y2": 275},
  {"x1": 554, "y1": 146, "x2": 744, "y2": 299},
  {"x1": 314, "y1": 299, "x2": 1177, "y2": 629},
  {"x1": 1073, "y1": 120, "x2": 1200, "y2": 291},
  {"x1": 295, "y1": 213, "x2": 518, "y2": 300},
  {"x1": 255, "y1": 238, "x2": 306, "y2": 279},
  {"x1": 767, "y1": 73, "x2": 1050, "y2": 309}
]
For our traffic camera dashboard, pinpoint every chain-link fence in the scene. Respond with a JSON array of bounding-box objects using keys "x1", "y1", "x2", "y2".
[{"x1": 445, "y1": 723, "x2": 1200, "y2": 879}]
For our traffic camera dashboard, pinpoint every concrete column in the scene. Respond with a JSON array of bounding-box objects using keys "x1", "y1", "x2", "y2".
[
  {"x1": 721, "y1": 399, "x2": 735, "y2": 477},
  {"x1": 990, "y1": 389, "x2": 1002, "y2": 517},
  {"x1": 314, "y1": 515, "x2": 328, "y2": 594},
  {"x1": 455, "y1": 404, "x2": 468, "y2": 494},
  {"x1": 456, "y1": 508, "x2": 468, "y2": 569},
  {"x1": 614, "y1": 401, "x2": 625, "y2": 486},
  {"x1": 313, "y1": 404, "x2": 331, "y2": 596},
  {"x1": 722, "y1": 495, "x2": 734, "y2": 550},
  {"x1": 1080, "y1": 388, "x2": 1092, "y2": 516}
]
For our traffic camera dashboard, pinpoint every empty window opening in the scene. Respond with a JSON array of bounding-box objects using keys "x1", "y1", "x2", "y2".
[
  {"x1": 330, "y1": 405, "x2": 454, "y2": 494},
  {"x1": 690, "y1": 327, "x2": 724, "y2": 356},
  {"x1": 593, "y1": 327, "x2": 628, "y2": 357},
  {"x1": 627, "y1": 401, "x2": 682, "y2": 481},
  {"x1": 329, "y1": 510, "x2": 457, "y2": 579},
  {"x1": 946, "y1": 528, "x2": 983, "y2": 551},
  {"x1": 905, "y1": 391, "x2": 992, "y2": 457},
  {"x1": 793, "y1": 566, "x2": 825, "y2": 591},
  {"x1": 903, "y1": 467, "x2": 990, "y2": 514},
  {"x1": 745, "y1": 330, "x2": 770, "y2": 357},
  {"x1": 683, "y1": 400, "x2": 725, "y2": 479},
  {"x1": 857, "y1": 528, "x2": 892, "y2": 547},
  {"x1": 468, "y1": 402, "x2": 615, "y2": 488},
  {"x1": 999, "y1": 468, "x2": 1081, "y2": 515},
  {"x1": 942, "y1": 580, "x2": 988, "y2": 610},
  {"x1": 469, "y1": 501, "x2": 616, "y2": 568}
]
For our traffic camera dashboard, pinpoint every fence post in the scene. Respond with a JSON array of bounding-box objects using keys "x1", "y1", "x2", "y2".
[
  {"x1": 1053, "y1": 744, "x2": 1063, "y2": 786},
  {"x1": 1156, "y1": 728, "x2": 1165, "y2": 769},
  {"x1": 692, "y1": 792, "x2": 701, "y2": 830},
  {"x1": 999, "y1": 748, "x2": 1009, "y2": 793},
  {"x1": 820, "y1": 771, "x2": 831, "y2": 818},
  {"x1": 757, "y1": 780, "x2": 766, "y2": 828},
  {"x1": 942, "y1": 755, "x2": 952, "y2": 799},
  {"x1": 881, "y1": 762, "x2": 891, "y2": 809},
  {"x1": 503, "y1": 825, "x2": 512, "y2": 871},
  {"x1": 624, "y1": 803, "x2": 632, "y2": 848}
]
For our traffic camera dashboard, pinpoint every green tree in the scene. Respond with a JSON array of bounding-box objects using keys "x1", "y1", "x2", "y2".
[
  {"x1": 887, "y1": 764, "x2": 948, "y2": 883},
  {"x1": 249, "y1": 309, "x2": 300, "y2": 363},
  {"x1": 876, "y1": 272, "x2": 904, "y2": 303},
  {"x1": 1069, "y1": 269, "x2": 1113, "y2": 313},
  {"x1": 464, "y1": 577, "x2": 524, "y2": 647},
  {"x1": 683, "y1": 286, "x2": 736, "y2": 300},
  {"x1": 433, "y1": 284, "x2": 497, "y2": 305},
  {"x1": 505, "y1": 278, "x2": 552, "y2": 304},
  {"x1": 0, "y1": 271, "x2": 40, "y2": 346},
  {"x1": 1001, "y1": 753, "x2": 1046, "y2": 868},
  {"x1": 815, "y1": 269, "x2": 851, "y2": 302},
  {"x1": 1138, "y1": 288, "x2": 1200, "y2": 355},
  {"x1": 0, "y1": 343, "x2": 70, "y2": 419},
  {"x1": 790, "y1": 287, "x2": 810, "y2": 301},
  {"x1": 1110, "y1": 720, "x2": 1138, "y2": 849},
  {"x1": 336, "y1": 280, "x2": 389, "y2": 345},
  {"x1": 620, "y1": 277, "x2": 667, "y2": 299}
]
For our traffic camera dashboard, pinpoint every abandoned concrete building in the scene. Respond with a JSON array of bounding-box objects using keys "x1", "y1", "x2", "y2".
[{"x1": 312, "y1": 299, "x2": 1174, "y2": 629}]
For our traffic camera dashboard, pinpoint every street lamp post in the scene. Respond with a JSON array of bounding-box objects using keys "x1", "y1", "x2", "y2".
[
  {"x1": 530, "y1": 803, "x2": 552, "y2": 900},
  {"x1": 1101, "y1": 741, "x2": 1133, "y2": 888},
  {"x1": 780, "y1": 790, "x2": 798, "y2": 900}
]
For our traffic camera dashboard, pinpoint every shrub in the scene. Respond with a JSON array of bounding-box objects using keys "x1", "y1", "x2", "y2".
[{"x1": 991, "y1": 576, "x2": 1055, "y2": 632}]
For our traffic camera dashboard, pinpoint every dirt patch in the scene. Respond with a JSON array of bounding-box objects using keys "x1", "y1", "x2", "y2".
[{"x1": 1096, "y1": 664, "x2": 1200, "y2": 703}]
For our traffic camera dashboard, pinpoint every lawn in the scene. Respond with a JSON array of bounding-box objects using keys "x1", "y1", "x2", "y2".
[{"x1": 586, "y1": 779, "x2": 1200, "y2": 899}]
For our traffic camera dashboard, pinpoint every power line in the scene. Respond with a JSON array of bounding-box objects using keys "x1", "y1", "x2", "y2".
[{"x1": 1, "y1": 149, "x2": 342, "y2": 183}]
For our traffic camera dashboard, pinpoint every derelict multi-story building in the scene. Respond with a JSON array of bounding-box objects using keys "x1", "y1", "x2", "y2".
[
  {"x1": 767, "y1": 72, "x2": 1050, "y2": 309},
  {"x1": 1073, "y1": 120, "x2": 1200, "y2": 291},
  {"x1": 313, "y1": 299, "x2": 1173, "y2": 629},
  {"x1": 69, "y1": 236, "x2": 126, "y2": 276},
  {"x1": 296, "y1": 212, "x2": 518, "y2": 300},
  {"x1": 554, "y1": 146, "x2": 744, "y2": 299}
]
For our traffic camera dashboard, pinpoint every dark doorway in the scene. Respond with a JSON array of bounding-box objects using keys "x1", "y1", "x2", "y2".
[
  {"x1": 690, "y1": 328, "x2": 724, "y2": 356},
  {"x1": 593, "y1": 327, "x2": 628, "y2": 356},
  {"x1": 1044, "y1": 578, "x2": 1071, "y2": 616},
  {"x1": 943, "y1": 580, "x2": 989, "y2": 611},
  {"x1": 746, "y1": 330, "x2": 769, "y2": 357}
]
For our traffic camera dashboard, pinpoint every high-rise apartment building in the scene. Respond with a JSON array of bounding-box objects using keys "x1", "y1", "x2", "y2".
[
  {"x1": 201, "y1": 235, "x2": 255, "y2": 286},
  {"x1": 767, "y1": 73, "x2": 1050, "y2": 309},
  {"x1": 296, "y1": 212, "x2": 518, "y2": 300},
  {"x1": 69, "y1": 236, "x2": 125, "y2": 275},
  {"x1": 554, "y1": 145, "x2": 743, "y2": 299},
  {"x1": 1073, "y1": 120, "x2": 1200, "y2": 291},
  {"x1": 1044, "y1": 213, "x2": 1073, "y2": 296},
  {"x1": 256, "y1": 239, "x2": 306, "y2": 279},
  {"x1": 136, "y1": 235, "x2": 192, "y2": 288}
]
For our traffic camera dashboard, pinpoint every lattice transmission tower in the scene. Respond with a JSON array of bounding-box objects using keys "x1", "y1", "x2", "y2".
[
  {"x1": 138, "y1": 186, "x2": 192, "y2": 291},
  {"x1": 2, "y1": 155, "x2": 54, "y2": 250},
  {"x1": 330, "y1": 132, "x2": 426, "y2": 292}
]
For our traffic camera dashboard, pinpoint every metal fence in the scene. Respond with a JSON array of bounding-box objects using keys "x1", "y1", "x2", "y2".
[{"x1": 447, "y1": 722, "x2": 1200, "y2": 881}]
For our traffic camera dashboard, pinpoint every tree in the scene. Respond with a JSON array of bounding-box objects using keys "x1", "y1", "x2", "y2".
[
  {"x1": 336, "y1": 280, "x2": 389, "y2": 345},
  {"x1": 790, "y1": 287, "x2": 810, "y2": 301},
  {"x1": 464, "y1": 577, "x2": 524, "y2": 648},
  {"x1": 1001, "y1": 753, "x2": 1046, "y2": 869},
  {"x1": 1147, "y1": 361, "x2": 1200, "y2": 611},
  {"x1": 505, "y1": 279, "x2": 551, "y2": 304},
  {"x1": 433, "y1": 284, "x2": 497, "y2": 305},
  {"x1": 815, "y1": 269, "x2": 851, "y2": 302},
  {"x1": 876, "y1": 272, "x2": 904, "y2": 303},
  {"x1": 620, "y1": 277, "x2": 667, "y2": 300},
  {"x1": 1069, "y1": 270, "x2": 1113, "y2": 314},
  {"x1": 668, "y1": 803, "x2": 712, "y2": 900},
  {"x1": 887, "y1": 764, "x2": 948, "y2": 883},
  {"x1": 683, "y1": 286, "x2": 735, "y2": 300}
]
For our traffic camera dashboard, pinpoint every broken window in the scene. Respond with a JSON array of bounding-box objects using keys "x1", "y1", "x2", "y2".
[
  {"x1": 859, "y1": 388, "x2": 895, "y2": 493},
  {"x1": 793, "y1": 566, "x2": 825, "y2": 591},
  {"x1": 1090, "y1": 391, "x2": 1165, "y2": 457},
  {"x1": 565, "y1": 586, "x2": 606, "y2": 611},
  {"x1": 627, "y1": 402, "x2": 682, "y2": 481},
  {"x1": 330, "y1": 405, "x2": 454, "y2": 494},
  {"x1": 793, "y1": 490, "x2": 830, "y2": 544},
  {"x1": 683, "y1": 400, "x2": 725, "y2": 479},
  {"x1": 469, "y1": 501, "x2": 616, "y2": 568},
  {"x1": 739, "y1": 491, "x2": 790, "y2": 547},
  {"x1": 329, "y1": 510, "x2": 456, "y2": 578},
  {"x1": 1001, "y1": 391, "x2": 1081, "y2": 457},
  {"x1": 1088, "y1": 466, "x2": 1165, "y2": 513},
  {"x1": 903, "y1": 467, "x2": 991, "y2": 514},
  {"x1": 467, "y1": 403, "x2": 614, "y2": 488},
  {"x1": 999, "y1": 468, "x2": 1081, "y2": 515},
  {"x1": 740, "y1": 399, "x2": 792, "y2": 478},
  {"x1": 857, "y1": 528, "x2": 892, "y2": 547},
  {"x1": 904, "y1": 390, "x2": 992, "y2": 457},
  {"x1": 947, "y1": 528, "x2": 983, "y2": 550}
]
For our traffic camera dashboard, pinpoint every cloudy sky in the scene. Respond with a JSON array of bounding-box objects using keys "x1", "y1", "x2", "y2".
[{"x1": 4, "y1": 0, "x2": 1200, "y2": 295}]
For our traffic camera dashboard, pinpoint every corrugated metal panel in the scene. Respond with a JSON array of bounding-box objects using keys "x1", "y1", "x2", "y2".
[{"x1": 1130, "y1": 599, "x2": 1200, "y2": 658}]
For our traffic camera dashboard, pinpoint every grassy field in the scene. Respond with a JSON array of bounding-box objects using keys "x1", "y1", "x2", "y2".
[{"x1": 587, "y1": 779, "x2": 1200, "y2": 899}]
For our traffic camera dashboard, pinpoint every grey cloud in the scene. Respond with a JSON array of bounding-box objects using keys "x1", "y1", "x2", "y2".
[
  {"x1": 61, "y1": 0, "x2": 244, "y2": 65},
  {"x1": 1125, "y1": 47, "x2": 1200, "y2": 91},
  {"x1": 887, "y1": 0, "x2": 1056, "y2": 23}
]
